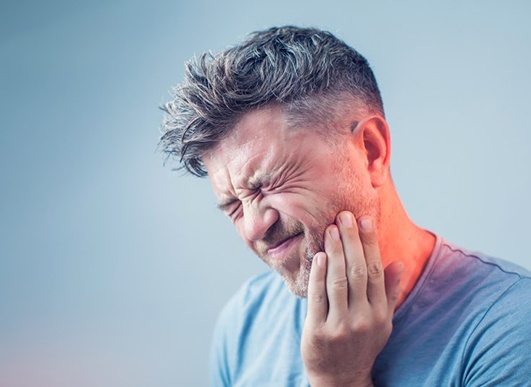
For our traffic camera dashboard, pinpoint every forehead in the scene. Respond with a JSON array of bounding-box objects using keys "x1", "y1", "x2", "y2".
[
  {"x1": 223, "y1": 106, "x2": 292, "y2": 149},
  {"x1": 202, "y1": 106, "x2": 321, "y2": 192}
]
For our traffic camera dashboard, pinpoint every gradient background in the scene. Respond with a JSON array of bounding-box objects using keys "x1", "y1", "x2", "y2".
[{"x1": 1, "y1": 1, "x2": 530, "y2": 386}]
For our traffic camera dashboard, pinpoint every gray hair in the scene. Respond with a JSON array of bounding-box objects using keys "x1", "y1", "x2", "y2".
[{"x1": 160, "y1": 25, "x2": 384, "y2": 177}]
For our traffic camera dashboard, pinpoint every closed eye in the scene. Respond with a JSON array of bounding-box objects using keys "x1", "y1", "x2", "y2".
[
  {"x1": 228, "y1": 204, "x2": 242, "y2": 220},
  {"x1": 217, "y1": 199, "x2": 238, "y2": 213},
  {"x1": 217, "y1": 199, "x2": 242, "y2": 221}
]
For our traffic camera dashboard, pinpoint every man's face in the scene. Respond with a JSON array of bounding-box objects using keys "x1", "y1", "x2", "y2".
[{"x1": 203, "y1": 106, "x2": 379, "y2": 297}]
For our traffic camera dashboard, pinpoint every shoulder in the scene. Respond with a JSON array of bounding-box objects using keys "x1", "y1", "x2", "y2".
[
  {"x1": 427, "y1": 238, "x2": 531, "y2": 300},
  {"x1": 435, "y1": 238, "x2": 531, "y2": 321},
  {"x1": 384, "y1": 237, "x2": 531, "y2": 386},
  {"x1": 212, "y1": 270, "x2": 299, "y2": 345},
  {"x1": 437, "y1": 240, "x2": 531, "y2": 385},
  {"x1": 440, "y1": 240, "x2": 531, "y2": 278},
  {"x1": 398, "y1": 237, "x2": 531, "y2": 320},
  {"x1": 218, "y1": 271, "x2": 288, "y2": 320},
  {"x1": 460, "y1": 275, "x2": 531, "y2": 385}
]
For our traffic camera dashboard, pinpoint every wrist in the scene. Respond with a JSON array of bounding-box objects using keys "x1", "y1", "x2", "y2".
[{"x1": 308, "y1": 373, "x2": 374, "y2": 387}]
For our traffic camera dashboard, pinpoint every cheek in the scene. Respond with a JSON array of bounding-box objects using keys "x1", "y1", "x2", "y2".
[{"x1": 268, "y1": 191, "x2": 332, "y2": 228}]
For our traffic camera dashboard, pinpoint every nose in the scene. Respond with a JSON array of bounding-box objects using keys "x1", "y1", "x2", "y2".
[{"x1": 242, "y1": 200, "x2": 279, "y2": 241}]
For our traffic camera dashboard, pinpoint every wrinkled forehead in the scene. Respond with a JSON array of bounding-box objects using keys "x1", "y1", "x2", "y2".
[{"x1": 202, "y1": 106, "x2": 297, "y2": 182}]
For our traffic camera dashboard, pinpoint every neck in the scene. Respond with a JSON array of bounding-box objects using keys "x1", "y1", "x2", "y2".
[{"x1": 377, "y1": 183, "x2": 436, "y2": 308}]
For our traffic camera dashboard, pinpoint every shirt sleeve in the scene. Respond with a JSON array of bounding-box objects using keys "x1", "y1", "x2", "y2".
[{"x1": 462, "y1": 277, "x2": 531, "y2": 386}]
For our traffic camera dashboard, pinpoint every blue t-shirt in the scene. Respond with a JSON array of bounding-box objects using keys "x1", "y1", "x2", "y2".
[{"x1": 210, "y1": 236, "x2": 531, "y2": 386}]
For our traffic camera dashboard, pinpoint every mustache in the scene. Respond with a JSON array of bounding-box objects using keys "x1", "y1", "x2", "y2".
[{"x1": 256, "y1": 220, "x2": 305, "y2": 254}]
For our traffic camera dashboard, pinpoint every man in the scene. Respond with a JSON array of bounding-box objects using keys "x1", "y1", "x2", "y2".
[{"x1": 160, "y1": 26, "x2": 531, "y2": 386}]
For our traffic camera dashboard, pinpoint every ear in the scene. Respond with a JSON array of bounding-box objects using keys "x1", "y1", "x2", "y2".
[{"x1": 354, "y1": 116, "x2": 391, "y2": 187}]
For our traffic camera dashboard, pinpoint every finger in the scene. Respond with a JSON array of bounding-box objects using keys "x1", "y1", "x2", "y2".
[
  {"x1": 324, "y1": 224, "x2": 349, "y2": 319},
  {"x1": 358, "y1": 216, "x2": 386, "y2": 306},
  {"x1": 384, "y1": 260, "x2": 404, "y2": 315},
  {"x1": 306, "y1": 252, "x2": 328, "y2": 324},
  {"x1": 336, "y1": 211, "x2": 367, "y2": 307}
]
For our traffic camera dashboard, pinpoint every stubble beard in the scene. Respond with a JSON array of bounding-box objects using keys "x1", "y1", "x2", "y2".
[
  {"x1": 254, "y1": 218, "x2": 322, "y2": 298},
  {"x1": 281, "y1": 226, "x2": 324, "y2": 298}
]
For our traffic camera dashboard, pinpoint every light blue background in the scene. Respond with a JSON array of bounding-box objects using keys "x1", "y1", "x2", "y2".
[{"x1": 1, "y1": 1, "x2": 530, "y2": 386}]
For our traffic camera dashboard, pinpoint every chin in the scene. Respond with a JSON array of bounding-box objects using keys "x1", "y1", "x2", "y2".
[
  {"x1": 279, "y1": 265, "x2": 311, "y2": 298},
  {"x1": 261, "y1": 231, "x2": 320, "y2": 298}
]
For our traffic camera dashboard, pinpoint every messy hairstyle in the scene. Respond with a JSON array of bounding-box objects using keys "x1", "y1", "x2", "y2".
[{"x1": 160, "y1": 25, "x2": 384, "y2": 177}]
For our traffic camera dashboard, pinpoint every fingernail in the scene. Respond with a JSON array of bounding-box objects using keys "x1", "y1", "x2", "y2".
[
  {"x1": 330, "y1": 227, "x2": 340, "y2": 241},
  {"x1": 360, "y1": 217, "x2": 373, "y2": 231},
  {"x1": 397, "y1": 261, "x2": 405, "y2": 274},
  {"x1": 396, "y1": 262, "x2": 405, "y2": 282},
  {"x1": 339, "y1": 212, "x2": 353, "y2": 227}
]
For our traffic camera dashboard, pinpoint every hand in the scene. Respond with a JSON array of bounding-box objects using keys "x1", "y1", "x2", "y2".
[{"x1": 301, "y1": 211, "x2": 403, "y2": 387}]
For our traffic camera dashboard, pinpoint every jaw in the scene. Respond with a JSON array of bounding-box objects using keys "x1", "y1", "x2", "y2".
[{"x1": 259, "y1": 235, "x2": 317, "y2": 298}]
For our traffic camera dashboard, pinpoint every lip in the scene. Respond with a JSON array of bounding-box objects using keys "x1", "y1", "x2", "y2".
[{"x1": 267, "y1": 233, "x2": 303, "y2": 259}]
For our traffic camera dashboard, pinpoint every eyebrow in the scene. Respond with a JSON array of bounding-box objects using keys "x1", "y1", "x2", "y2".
[{"x1": 248, "y1": 173, "x2": 272, "y2": 189}]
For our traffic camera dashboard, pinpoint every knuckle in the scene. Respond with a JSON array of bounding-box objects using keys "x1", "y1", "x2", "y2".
[
  {"x1": 372, "y1": 306, "x2": 388, "y2": 323},
  {"x1": 349, "y1": 264, "x2": 366, "y2": 279},
  {"x1": 351, "y1": 319, "x2": 371, "y2": 334},
  {"x1": 367, "y1": 262, "x2": 383, "y2": 277},
  {"x1": 310, "y1": 292, "x2": 326, "y2": 305},
  {"x1": 309, "y1": 324, "x2": 326, "y2": 339},
  {"x1": 388, "y1": 288, "x2": 400, "y2": 303},
  {"x1": 331, "y1": 276, "x2": 348, "y2": 290},
  {"x1": 328, "y1": 323, "x2": 349, "y2": 342},
  {"x1": 380, "y1": 320, "x2": 393, "y2": 338}
]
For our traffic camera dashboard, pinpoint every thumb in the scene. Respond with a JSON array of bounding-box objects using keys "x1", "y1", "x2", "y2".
[{"x1": 384, "y1": 261, "x2": 404, "y2": 314}]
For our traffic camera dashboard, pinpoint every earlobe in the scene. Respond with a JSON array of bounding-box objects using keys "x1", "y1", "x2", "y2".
[{"x1": 360, "y1": 116, "x2": 391, "y2": 187}]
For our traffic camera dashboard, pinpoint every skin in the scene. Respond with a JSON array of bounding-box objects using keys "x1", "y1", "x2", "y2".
[{"x1": 203, "y1": 104, "x2": 436, "y2": 385}]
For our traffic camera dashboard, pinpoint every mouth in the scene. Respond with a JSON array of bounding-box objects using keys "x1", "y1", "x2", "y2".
[{"x1": 267, "y1": 232, "x2": 303, "y2": 259}]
